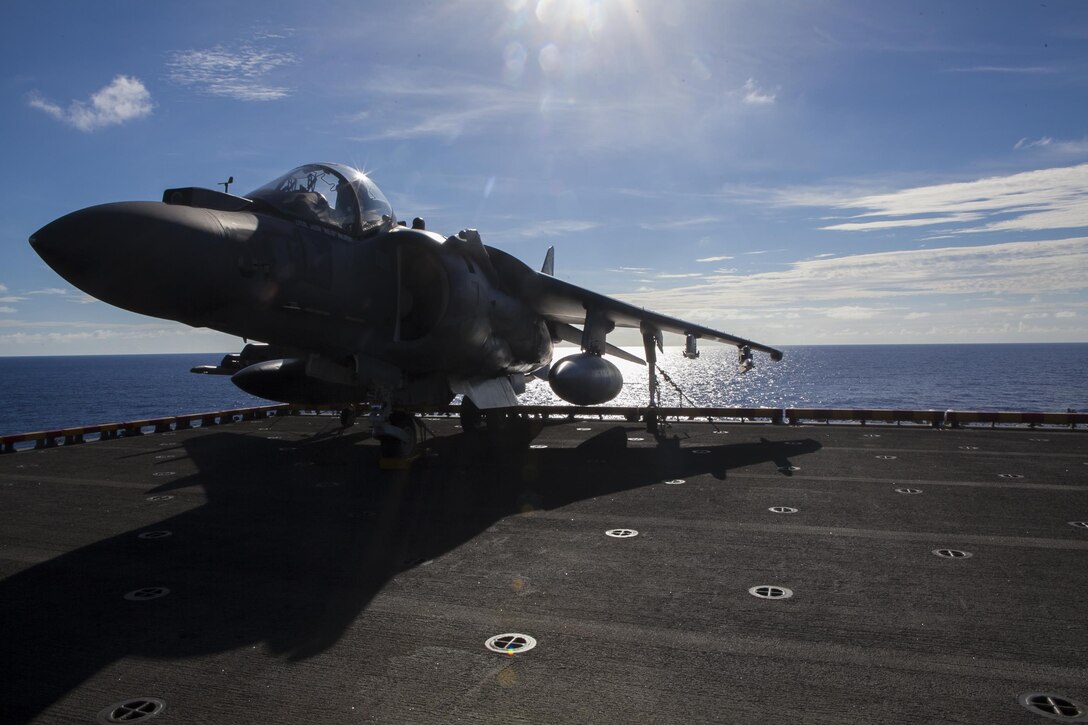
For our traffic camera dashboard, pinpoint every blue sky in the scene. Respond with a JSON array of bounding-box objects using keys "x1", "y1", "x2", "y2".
[{"x1": 2, "y1": 0, "x2": 1086, "y2": 354}]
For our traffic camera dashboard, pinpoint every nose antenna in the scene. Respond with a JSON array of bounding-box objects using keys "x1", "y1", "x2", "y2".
[{"x1": 219, "y1": 176, "x2": 234, "y2": 193}]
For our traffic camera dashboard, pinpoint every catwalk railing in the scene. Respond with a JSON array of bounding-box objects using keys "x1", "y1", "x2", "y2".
[{"x1": 2, "y1": 404, "x2": 1084, "y2": 453}]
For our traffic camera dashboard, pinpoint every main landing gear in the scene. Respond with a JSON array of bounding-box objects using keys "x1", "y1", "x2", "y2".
[
  {"x1": 339, "y1": 406, "x2": 359, "y2": 428},
  {"x1": 457, "y1": 397, "x2": 528, "y2": 437},
  {"x1": 459, "y1": 397, "x2": 483, "y2": 432}
]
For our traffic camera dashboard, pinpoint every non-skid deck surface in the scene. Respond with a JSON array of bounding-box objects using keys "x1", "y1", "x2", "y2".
[{"x1": 1, "y1": 415, "x2": 1086, "y2": 723}]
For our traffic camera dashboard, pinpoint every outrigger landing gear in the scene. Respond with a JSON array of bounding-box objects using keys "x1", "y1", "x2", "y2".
[
  {"x1": 642, "y1": 325, "x2": 662, "y2": 437},
  {"x1": 369, "y1": 404, "x2": 418, "y2": 461}
]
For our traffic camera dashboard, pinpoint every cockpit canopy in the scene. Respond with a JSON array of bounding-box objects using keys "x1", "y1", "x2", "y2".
[{"x1": 248, "y1": 163, "x2": 395, "y2": 237}]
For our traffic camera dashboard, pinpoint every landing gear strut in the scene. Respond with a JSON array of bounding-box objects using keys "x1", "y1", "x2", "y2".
[
  {"x1": 369, "y1": 405, "x2": 418, "y2": 459},
  {"x1": 339, "y1": 406, "x2": 358, "y2": 428},
  {"x1": 643, "y1": 326, "x2": 662, "y2": 436}
]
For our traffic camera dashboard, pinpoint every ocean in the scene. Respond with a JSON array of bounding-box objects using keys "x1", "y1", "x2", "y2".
[{"x1": 0, "y1": 344, "x2": 1085, "y2": 437}]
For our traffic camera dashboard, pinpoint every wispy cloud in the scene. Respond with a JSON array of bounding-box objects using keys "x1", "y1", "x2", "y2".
[
  {"x1": 1014, "y1": 136, "x2": 1088, "y2": 156},
  {"x1": 821, "y1": 213, "x2": 984, "y2": 232},
  {"x1": 619, "y1": 237, "x2": 1088, "y2": 309},
  {"x1": 0, "y1": 320, "x2": 233, "y2": 350},
  {"x1": 741, "y1": 78, "x2": 776, "y2": 105},
  {"x1": 775, "y1": 164, "x2": 1088, "y2": 236},
  {"x1": 28, "y1": 76, "x2": 152, "y2": 132},
  {"x1": 641, "y1": 216, "x2": 721, "y2": 230},
  {"x1": 945, "y1": 66, "x2": 1056, "y2": 74},
  {"x1": 1015, "y1": 136, "x2": 1054, "y2": 151},
  {"x1": 497, "y1": 219, "x2": 599, "y2": 239},
  {"x1": 0, "y1": 326, "x2": 220, "y2": 348},
  {"x1": 0, "y1": 307, "x2": 15, "y2": 314},
  {"x1": 167, "y1": 37, "x2": 297, "y2": 101},
  {"x1": 347, "y1": 66, "x2": 701, "y2": 147},
  {"x1": 351, "y1": 77, "x2": 651, "y2": 143},
  {"x1": 696, "y1": 255, "x2": 734, "y2": 263},
  {"x1": 822, "y1": 306, "x2": 882, "y2": 319},
  {"x1": 18, "y1": 288, "x2": 98, "y2": 307},
  {"x1": 0, "y1": 320, "x2": 169, "y2": 330}
]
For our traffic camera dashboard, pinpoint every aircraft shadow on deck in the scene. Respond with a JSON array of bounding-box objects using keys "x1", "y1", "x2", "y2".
[{"x1": 0, "y1": 426, "x2": 819, "y2": 721}]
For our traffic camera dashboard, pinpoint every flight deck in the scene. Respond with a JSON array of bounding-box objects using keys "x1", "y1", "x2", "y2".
[{"x1": 1, "y1": 410, "x2": 1087, "y2": 723}]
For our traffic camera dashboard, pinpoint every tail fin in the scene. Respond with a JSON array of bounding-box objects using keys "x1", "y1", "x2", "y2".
[{"x1": 541, "y1": 246, "x2": 554, "y2": 276}]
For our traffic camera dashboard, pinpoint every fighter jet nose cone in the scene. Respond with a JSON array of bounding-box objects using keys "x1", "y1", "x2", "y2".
[
  {"x1": 29, "y1": 201, "x2": 231, "y2": 319},
  {"x1": 29, "y1": 210, "x2": 95, "y2": 275}
]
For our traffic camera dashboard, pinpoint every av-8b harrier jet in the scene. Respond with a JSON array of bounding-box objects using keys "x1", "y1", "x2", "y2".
[{"x1": 30, "y1": 163, "x2": 781, "y2": 456}]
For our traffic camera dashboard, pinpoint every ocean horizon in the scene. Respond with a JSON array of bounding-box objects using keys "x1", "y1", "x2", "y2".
[{"x1": 1, "y1": 342, "x2": 1085, "y2": 437}]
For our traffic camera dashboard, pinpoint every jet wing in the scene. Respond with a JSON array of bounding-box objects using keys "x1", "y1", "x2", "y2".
[
  {"x1": 484, "y1": 247, "x2": 782, "y2": 360},
  {"x1": 527, "y1": 273, "x2": 782, "y2": 359}
]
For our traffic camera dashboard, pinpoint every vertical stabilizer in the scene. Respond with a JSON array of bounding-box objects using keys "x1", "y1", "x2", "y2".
[{"x1": 541, "y1": 246, "x2": 555, "y2": 276}]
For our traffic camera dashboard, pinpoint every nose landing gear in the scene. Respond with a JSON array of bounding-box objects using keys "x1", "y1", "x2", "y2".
[{"x1": 370, "y1": 404, "x2": 419, "y2": 462}]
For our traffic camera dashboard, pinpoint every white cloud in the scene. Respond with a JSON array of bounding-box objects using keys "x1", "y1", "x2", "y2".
[
  {"x1": 347, "y1": 66, "x2": 698, "y2": 148},
  {"x1": 641, "y1": 216, "x2": 721, "y2": 230},
  {"x1": 777, "y1": 164, "x2": 1088, "y2": 236},
  {"x1": 822, "y1": 306, "x2": 882, "y2": 319},
  {"x1": 946, "y1": 66, "x2": 1055, "y2": 74},
  {"x1": 346, "y1": 71, "x2": 554, "y2": 141},
  {"x1": 29, "y1": 76, "x2": 152, "y2": 132},
  {"x1": 27, "y1": 287, "x2": 69, "y2": 295},
  {"x1": 821, "y1": 214, "x2": 985, "y2": 232},
  {"x1": 0, "y1": 306, "x2": 15, "y2": 314},
  {"x1": 0, "y1": 320, "x2": 244, "y2": 354},
  {"x1": 498, "y1": 219, "x2": 599, "y2": 239},
  {"x1": 741, "y1": 78, "x2": 775, "y2": 105},
  {"x1": 0, "y1": 296, "x2": 26, "y2": 303},
  {"x1": 1014, "y1": 136, "x2": 1088, "y2": 156},
  {"x1": 1015, "y1": 136, "x2": 1052, "y2": 151},
  {"x1": 351, "y1": 76, "x2": 623, "y2": 142},
  {"x1": 617, "y1": 237, "x2": 1088, "y2": 309},
  {"x1": 695, "y1": 255, "x2": 734, "y2": 263},
  {"x1": 167, "y1": 41, "x2": 297, "y2": 101},
  {"x1": 0, "y1": 319, "x2": 170, "y2": 330}
]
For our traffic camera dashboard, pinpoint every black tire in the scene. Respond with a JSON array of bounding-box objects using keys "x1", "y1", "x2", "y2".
[{"x1": 459, "y1": 398, "x2": 482, "y2": 432}]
